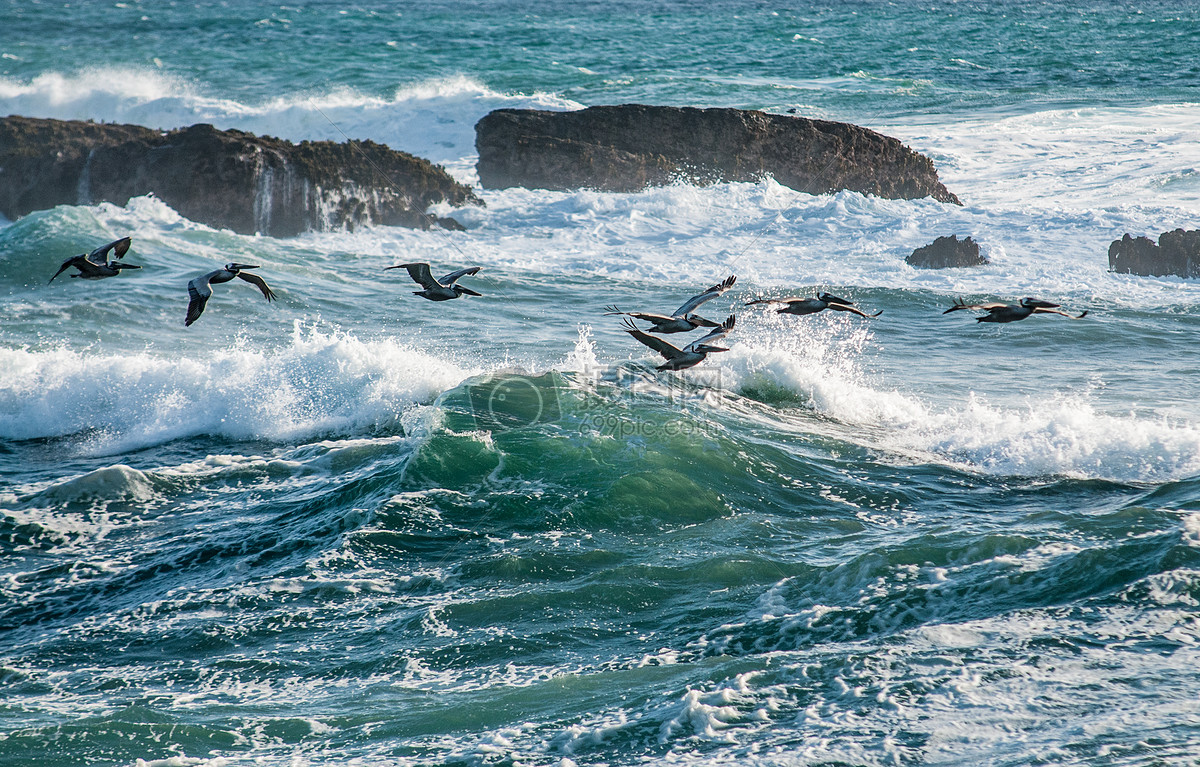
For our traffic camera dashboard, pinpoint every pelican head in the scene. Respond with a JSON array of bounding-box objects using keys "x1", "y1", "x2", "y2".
[
  {"x1": 1020, "y1": 297, "x2": 1059, "y2": 309},
  {"x1": 818, "y1": 292, "x2": 854, "y2": 306},
  {"x1": 226, "y1": 263, "x2": 260, "y2": 272},
  {"x1": 113, "y1": 263, "x2": 141, "y2": 271},
  {"x1": 694, "y1": 344, "x2": 730, "y2": 353}
]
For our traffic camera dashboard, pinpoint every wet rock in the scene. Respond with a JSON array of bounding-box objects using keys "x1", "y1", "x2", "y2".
[
  {"x1": 1108, "y1": 229, "x2": 1200, "y2": 278},
  {"x1": 0, "y1": 115, "x2": 481, "y2": 236},
  {"x1": 906, "y1": 235, "x2": 987, "y2": 269},
  {"x1": 475, "y1": 104, "x2": 961, "y2": 204}
]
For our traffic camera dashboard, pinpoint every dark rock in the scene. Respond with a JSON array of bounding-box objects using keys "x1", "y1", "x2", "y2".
[
  {"x1": 1108, "y1": 229, "x2": 1200, "y2": 278},
  {"x1": 0, "y1": 115, "x2": 482, "y2": 236},
  {"x1": 906, "y1": 235, "x2": 987, "y2": 269},
  {"x1": 475, "y1": 104, "x2": 961, "y2": 204}
]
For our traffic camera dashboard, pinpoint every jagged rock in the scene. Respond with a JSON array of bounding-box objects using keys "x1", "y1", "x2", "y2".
[
  {"x1": 0, "y1": 116, "x2": 481, "y2": 236},
  {"x1": 1108, "y1": 229, "x2": 1200, "y2": 278},
  {"x1": 475, "y1": 104, "x2": 961, "y2": 204},
  {"x1": 906, "y1": 235, "x2": 987, "y2": 269}
]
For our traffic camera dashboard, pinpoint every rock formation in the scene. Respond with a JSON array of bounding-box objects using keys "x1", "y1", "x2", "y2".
[
  {"x1": 906, "y1": 235, "x2": 987, "y2": 269},
  {"x1": 475, "y1": 105, "x2": 960, "y2": 204},
  {"x1": 1108, "y1": 229, "x2": 1200, "y2": 278},
  {"x1": 0, "y1": 116, "x2": 481, "y2": 236}
]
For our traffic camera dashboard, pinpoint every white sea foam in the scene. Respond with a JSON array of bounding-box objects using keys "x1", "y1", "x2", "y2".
[
  {"x1": 0, "y1": 324, "x2": 476, "y2": 453},
  {"x1": 716, "y1": 318, "x2": 1200, "y2": 482},
  {"x1": 436, "y1": 178, "x2": 1200, "y2": 309},
  {"x1": 882, "y1": 102, "x2": 1200, "y2": 211}
]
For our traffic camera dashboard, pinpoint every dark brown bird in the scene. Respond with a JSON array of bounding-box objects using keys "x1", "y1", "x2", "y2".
[
  {"x1": 49, "y1": 237, "x2": 139, "y2": 282},
  {"x1": 944, "y1": 297, "x2": 1088, "y2": 323},
  {"x1": 185, "y1": 263, "x2": 276, "y2": 327}
]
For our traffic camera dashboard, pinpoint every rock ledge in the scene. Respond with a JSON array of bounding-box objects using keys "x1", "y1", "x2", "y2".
[
  {"x1": 0, "y1": 116, "x2": 481, "y2": 236},
  {"x1": 475, "y1": 105, "x2": 960, "y2": 204}
]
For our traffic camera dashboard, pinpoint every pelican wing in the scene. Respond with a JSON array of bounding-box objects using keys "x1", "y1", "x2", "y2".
[
  {"x1": 944, "y1": 299, "x2": 1009, "y2": 314},
  {"x1": 386, "y1": 262, "x2": 439, "y2": 289},
  {"x1": 1032, "y1": 307, "x2": 1088, "y2": 319},
  {"x1": 605, "y1": 307, "x2": 677, "y2": 324},
  {"x1": 89, "y1": 236, "x2": 132, "y2": 263},
  {"x1": 671, "y1": 275, "x2": 737, "y2": 317},
  {"x1": 49, "y1": 255, "x2": 87, "y2": 283},
  {"x1": 185, "y1": 274, "x2": 214, "y2": 327},
  {"x1": 237, "y1": 270, "x2": 277, "y2": 302},
  {"x1": 439, "y1": 266, "x2": 481, "y2": 285},
  {"x1": 684, "y1": 315, "x2": 735, "y2": 352},
  {"x1": 621, "y1": 318, "x2": 685, "y2": 361},
  {"x1": 745, "y1": 296, "x2": 807, "y2": 306}
]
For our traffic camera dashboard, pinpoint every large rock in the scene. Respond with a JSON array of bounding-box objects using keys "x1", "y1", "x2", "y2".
[
  {"x1": 0, "y1": 115, "x2": 481, "y2": 236},
  {"x1": 907, "y1": 235, "x2": 987, "y2": 269},
  {"x1": 1109, "y1": 229, "x2": 1200, "y2": 278},
  {"x1": 475, "y1": 105, "x2": 961, "y2": 204}
]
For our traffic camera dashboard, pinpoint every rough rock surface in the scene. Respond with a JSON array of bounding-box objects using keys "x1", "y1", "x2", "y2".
[
  {"x1": 475, "y1": 105, "x2": 961, "y2": 204},
  {"x1": 906, "y1": 235, "x2": 987, "y2": 269},
  {"x1": 0, "y1": 115, "x2": 481, "y2": 236},
  {"x1": 1108, "y1": 229, "x2": 1200, "y2": 278}
]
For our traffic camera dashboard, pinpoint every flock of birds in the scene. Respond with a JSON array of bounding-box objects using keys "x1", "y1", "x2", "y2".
[{"x1": 51, "y1": 236, "x2": 1089, "y2": 371}]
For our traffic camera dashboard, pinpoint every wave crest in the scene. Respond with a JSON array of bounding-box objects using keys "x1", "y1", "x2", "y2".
[{"x1": 0, "y1": 323, "x2": 476, "y2": 453}]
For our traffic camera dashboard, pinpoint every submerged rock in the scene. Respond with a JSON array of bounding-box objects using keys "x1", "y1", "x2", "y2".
[
  {"x1": 1108, "y1": 229, "x2": 1200, "y2": 278},
  {"x1": 906, "y1": 235, "x2": 987, "y2": 269},
  {"x1": 0, "y1": 116, "x2": 481, "y2": 236},
  {"x1": 475, "y1": 104, "x2": 961, "y2": 204}
]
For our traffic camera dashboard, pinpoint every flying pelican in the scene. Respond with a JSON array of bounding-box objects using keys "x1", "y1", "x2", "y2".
[
  {"x1": 49, "y1": 236, "x2": 140, "y2": 282},
  {"x1": 943, "y1": 297, "x2": 1088, "y2": 323},
  {"x1": 745, "y1": 292, "x2": 881, "y2": 318},
  {"x1": 185, "y1": 263, "x2": 277, "y2": 327},
  {"x1": 622, "y1": 315, "x2": 735, "y2": 371},
  {"x1": 604, "y1": 275, "x2": 737, "y2": 333},
  {"x1": 386, "y1": 262, "x2": 482, "y2": 301}
]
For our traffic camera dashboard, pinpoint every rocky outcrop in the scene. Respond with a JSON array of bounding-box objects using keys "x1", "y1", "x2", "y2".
[
  {"x1": 1108, "y1": 229, "x2": 1200, "y2": 278},
  {"x1": 0, "y1": 115, "x2": 481, "y2": 236},
  {"x1": 906, "y1": 235, "x2": 987, "y2": 269},
  {"x1": 475, "y1": 105, "x2": 961, "y2": 204}
]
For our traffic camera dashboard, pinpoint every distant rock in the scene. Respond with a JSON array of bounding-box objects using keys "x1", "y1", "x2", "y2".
[
  {"x1": 475, "y1": 104, "x2": 961, "y2": 204},
  {"x1": 906, "y1": 235, "x2": 987, "y2": 269},
  {"x1": 0, "y1": 116, "x2": 481, "y2": 236},
  {"x1": 1108, "y1": 229, "x2": 1200, "y2": 278}
]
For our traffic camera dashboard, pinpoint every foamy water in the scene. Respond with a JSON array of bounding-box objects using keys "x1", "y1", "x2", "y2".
[{"x1": 4, "y1": 4, "x2": 1200, "y2": 765}]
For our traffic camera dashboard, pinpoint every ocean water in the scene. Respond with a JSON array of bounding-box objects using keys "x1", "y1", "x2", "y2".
[{"x1": 3, "y1": 1, "x2": 1200, "y2": 765}]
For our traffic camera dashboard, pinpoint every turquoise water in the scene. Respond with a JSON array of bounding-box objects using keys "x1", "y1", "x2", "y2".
[{"x1": 3, "y1": 1, "x2": 1200, "y2": 765}]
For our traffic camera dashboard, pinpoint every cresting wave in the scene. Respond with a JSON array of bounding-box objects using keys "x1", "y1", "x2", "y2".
[
  {"x1": 706, "y1": 320, "x2": 1200, "y2": 483},
  {"x1": 1, "y1": 288, "x2": 1198, "y2": 482},
  {"x1": 0, "y1": 68, "x2": 580, "y2": 172},
  {"x1": 0, "y1": 323, "x2": 476, "y2": 453}
]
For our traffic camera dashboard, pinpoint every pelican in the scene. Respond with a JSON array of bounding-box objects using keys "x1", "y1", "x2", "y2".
[
  {"x1": 745, "y1": 292, "x2": 881, "y2": 318},
  {"x1": 185, "y1": 263, "x2": 277, "y2": 327},
  {"x1": 604, "y1": 275, "x2": 737, "y2": 333},
  {"x1": 622, "y1": 315, "x2": 735, "y2": 371},
  {"x1": 386, "y1": 262, "x2": 482, "y2": 301},
  {"x1": 943, "y1": 297, "x2": 1088, "y2": 323},
  {"x1": 49, "y1": 236, "x2": 139, "y2": 282}
]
